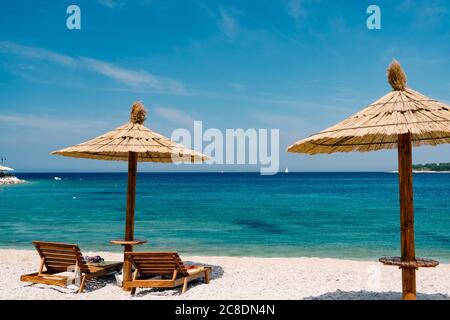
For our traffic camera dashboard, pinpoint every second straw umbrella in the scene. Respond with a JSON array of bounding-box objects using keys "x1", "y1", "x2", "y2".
[{"x1": 288, "y1": 60, "x2": 450, "y2": 300}]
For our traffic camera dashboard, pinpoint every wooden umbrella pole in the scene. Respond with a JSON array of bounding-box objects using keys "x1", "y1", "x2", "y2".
[
  {"x1": 123, "y1": 151, "x2": 138, "y2": 291},
  {"x1": 397, "y1": 133, "x2": 416, "y2": 300}
]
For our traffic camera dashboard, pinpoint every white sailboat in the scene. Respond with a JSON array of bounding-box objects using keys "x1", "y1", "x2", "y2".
[{"x1": 284, "y1": 167, "x2": 289, "y2": 173}]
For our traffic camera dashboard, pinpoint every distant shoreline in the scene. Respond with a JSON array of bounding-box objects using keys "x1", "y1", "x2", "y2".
[
  {"x1": 414, "y1": 170, "x2": 450, "y2": 173},
  {"x1": 12, "y1": 171, "x2": 419, "y2": 174},
  {"x1": 0, "y1": 176, "x2": 26, "y2": 185},
  {"x1": 412, "y1": 163, "x2": 450, "y2": 173},
  {"x1": 388, "y1": 170, "x2": 450, "y2": 174}
]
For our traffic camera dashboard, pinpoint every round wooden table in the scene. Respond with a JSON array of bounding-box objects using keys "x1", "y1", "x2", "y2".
[
  {"x1": 110, "y1": 239, "x2": 147, "y2": 246},
  {"x1": 379, "y1": 256, "x2": 439, "y2": 268},
  {"x1": 110, "y1": 239, "x2": 147, "y2": 290}
]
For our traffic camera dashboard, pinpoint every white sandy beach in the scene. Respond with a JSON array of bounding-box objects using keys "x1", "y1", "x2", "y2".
[{"x1": 1, "y1": 249, "x2": 450, "y2": 300}]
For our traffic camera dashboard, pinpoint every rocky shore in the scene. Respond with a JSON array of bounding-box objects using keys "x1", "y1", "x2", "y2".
[{"x1": 0, "y1": 176, "x2": 26, "y2": 185}]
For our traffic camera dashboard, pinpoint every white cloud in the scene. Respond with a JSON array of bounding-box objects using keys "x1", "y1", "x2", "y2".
[
  {"x1": 0, "y1": 41, "x2": 190, "y2": 95},
  {"x1": 154, "y1": 106, "x2": 195, "y2": 128},
  {"x1": 197, "y1": 4, "x2": 242, "y2": 40},
  {"x1": 286, "y1": 0, "x2": 320, "y2": 23},
  {"x1": 218, "y1": 8, "x2": 239, "y2": 40},
  {"x1": 287, "y1": 0, "x2": 305, "y2": 19},
  {"x1": 197, "y1": 1, "x2": 216, "y2": 17}
]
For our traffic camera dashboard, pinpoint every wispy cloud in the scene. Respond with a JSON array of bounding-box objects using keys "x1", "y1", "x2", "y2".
[
  {"x1": 0, "y1": 114, "x2": 104, "y2": 131},
  {"x1": 287, "y1": 0, "x2": 306, "y2": 20},
  {"x1": 197, "y1": 2, "x2": 240, "y2": 39},
  {"x1": 218, "y1": 8, "x2": 239, "y2": 40},
  {"x1": 97, "y1": 0, "x2": 124, "y2": 9},
  {"x1": 285, "y1": 0, "x2": 320, "y2": 25},
  {"x1": 419, "y1": 5, "x2": 447, "y2": 24},
  {"x1": 0, "y1": 41, "x2": 189, "y2": 95},
  {"x1": 328, "y1": 16, "x2": 349, "y2": 34},
  {"x1": 226, "y1": 82, "x2": 247, "y2": 91},
  {"x1": 98, "y1": 0, "x2": 153, "y2": 8},
  {"x1": 0, "y1": 41, "x2": 75, "y2": 66},
  {"x1": 80, "y1": 57, "x2": 161, "y2": 88},
  {"x1": 252, "y1": 111, "x2": 305, "y2": 129},
  {"x1": 401, "y1": 55, "x2": 450, "y2": 67},
  {"x1": 154, "y1": 106, "x2": 195, "y2": 128},
  {"x1": 250, "y1": 111, "x2": 313, "y2": 144},
  {"x1": 196, "y1": 1, "x2": 215, "y2": 17},
  {"x1": 397, "y1": 0, "x2": 448, "y2": 29}
]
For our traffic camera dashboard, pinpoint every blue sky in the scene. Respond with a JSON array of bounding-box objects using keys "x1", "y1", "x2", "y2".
[{"x1": 0, "y1": 0, "x2": 450, "y2": 172}]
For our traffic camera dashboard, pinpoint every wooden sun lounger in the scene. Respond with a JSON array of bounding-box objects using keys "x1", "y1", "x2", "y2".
[
  {"x1": 20, "y1": 241, "x2": 123, "y2": 293},
  {"x1": 123, "y1": 252, "x2": 211, "y2": 295}
]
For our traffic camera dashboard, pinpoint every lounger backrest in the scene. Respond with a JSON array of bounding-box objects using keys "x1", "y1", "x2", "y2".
[
  {"x1": 126, "y1": 252, "x2": 189, "y2": 277},
  {"x1": 33, "y1": 241, "x2": 90, "y2": 274}
]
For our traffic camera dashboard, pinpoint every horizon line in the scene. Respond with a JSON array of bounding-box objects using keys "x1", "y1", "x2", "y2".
[{"x1": 12, "y1": 170, "x2": 393, "y2": 173}]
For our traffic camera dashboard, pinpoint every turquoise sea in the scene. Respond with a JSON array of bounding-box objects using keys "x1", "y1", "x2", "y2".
[{"x1": 1, "y1": 172, "x2": 450, "y2": 261}]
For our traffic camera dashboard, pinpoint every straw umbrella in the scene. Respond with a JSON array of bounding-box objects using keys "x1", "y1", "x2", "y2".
[
  {"x1": 52, "y1": 102, "x2": 207, "y2": 289},
  {"x1": 288, "y1": 60, "x2": 450, "y2": 300}
]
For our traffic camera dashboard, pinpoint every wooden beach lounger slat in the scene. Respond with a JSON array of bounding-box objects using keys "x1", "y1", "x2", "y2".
[
  {"x1": 20, "y1": 241, "x2": 123, "y2": 293},
  {"x1": 124, "y1": 252, "x2": 210, "y2": 295}
]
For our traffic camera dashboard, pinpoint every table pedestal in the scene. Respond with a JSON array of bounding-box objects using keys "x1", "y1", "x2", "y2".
[{"x1": 110, "y1": 239, "x2": 147, "y2": 291}]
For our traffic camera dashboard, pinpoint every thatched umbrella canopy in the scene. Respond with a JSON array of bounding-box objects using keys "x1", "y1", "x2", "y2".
[
  {"x1": 52, "y1": 103, "x2": 206, "y2": 162},
  {"x1": 52, "y1": 101, "x2": 207, "y2": 289},
  {"x1": 288, "y1": 60, "x2": 450, "y2": 300}
]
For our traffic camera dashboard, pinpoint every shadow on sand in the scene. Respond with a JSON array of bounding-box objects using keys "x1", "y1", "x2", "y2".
[
  {"x1": 24, "y1": 261, "x2": 223, "y2": 295},
  {"x1": 305, "y1": 290, "x2": 450, "y2": 300},
  {"x1": 25, "y1": 274, "x2": 118, "y2": 294},
  {"x1": 133, "y1": 261, "x2": 224, "y2": 297}
]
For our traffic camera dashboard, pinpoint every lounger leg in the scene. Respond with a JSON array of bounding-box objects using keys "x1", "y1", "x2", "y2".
[
  {"x1": 204, "y1": 269, "x2": 210, "y2": 284},
  {"x1": 78, "y1": 276, "x2": 87, "y2": 293},
  {"x1": 38, "y1": 258, "x2": 45, "y2": 276},
  {"x1": 129, "y1": 269, "x2": 138, "y2": 295},
  {"x1": 181, "y1": 277, "x2": 188, "y2": 294}
]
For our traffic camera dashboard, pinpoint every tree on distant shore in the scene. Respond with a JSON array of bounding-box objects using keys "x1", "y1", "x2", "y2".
[{"x1": 412, "y1": 162, "x2": 450, "y2": 171}]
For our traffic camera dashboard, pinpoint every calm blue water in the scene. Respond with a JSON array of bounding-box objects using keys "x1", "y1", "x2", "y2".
[{"x1": 1, "y1": 172, "x2": 450, "y2": 261}]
